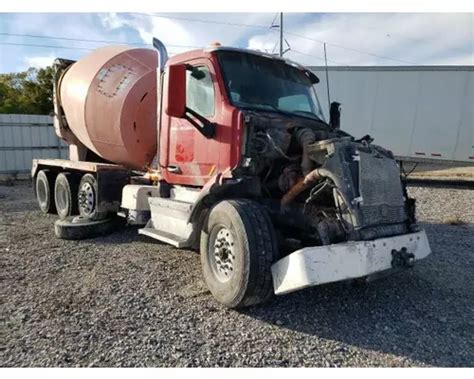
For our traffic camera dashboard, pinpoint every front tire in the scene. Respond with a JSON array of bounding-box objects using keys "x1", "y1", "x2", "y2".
[{"x1": 200, "y1": 199, "x2": 278, "y2": 308}]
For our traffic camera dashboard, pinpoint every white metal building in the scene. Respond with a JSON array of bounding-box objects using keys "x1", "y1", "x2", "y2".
[
  {"x1": 0, "y1": 114, "x2": 68, "y2": 177},
  {"x1": 309, "y1": 66, "x2": 474, "y2": 164}
]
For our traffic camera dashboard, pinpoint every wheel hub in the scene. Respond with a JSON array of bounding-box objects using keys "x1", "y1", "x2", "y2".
[
  {"x1": 78, "y1": 182, "x2": 95, "y2": 215},
  {"x1": 211, "y1": 227, "x2": 236, "y2": 282}
]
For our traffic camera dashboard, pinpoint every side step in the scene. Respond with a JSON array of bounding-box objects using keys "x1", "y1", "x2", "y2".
[
  {"x1": 138, "y1": 197, "x2": 195, "y2": 248},
  {"x1": 139, "y1": 228, "x2": 188, "y2": 248}
]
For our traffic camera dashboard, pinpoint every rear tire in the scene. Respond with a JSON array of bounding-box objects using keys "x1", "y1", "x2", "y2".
[
  {"x1": 78, "y1": 173, "x2": 108, "y2": 221},
  {"x1": 200, "y1": 199, "x2": 278, "y2": 308},
  {"x1": 54, "y1": 172, "x2": 79, "y2": 219},
  {"x1": 35, "y1": 169, "x2": 56, "y2": 214}
]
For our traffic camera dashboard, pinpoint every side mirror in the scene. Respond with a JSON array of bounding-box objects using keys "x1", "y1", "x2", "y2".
[
  {"x1": 329, "y1": 101, "x2": 341, "y2": 129},
  {"x1": 165, "y1": 64, "x2": 187, "y2": 118}
]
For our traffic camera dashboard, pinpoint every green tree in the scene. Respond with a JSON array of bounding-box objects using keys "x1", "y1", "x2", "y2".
[{"x1": 0, "y1": 66, "x2": 54, "y2": 115}]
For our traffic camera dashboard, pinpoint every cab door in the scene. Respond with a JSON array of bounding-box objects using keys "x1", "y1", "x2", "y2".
[{"x1": 160, "y1": 58, "x2": 236, "y2": 186}]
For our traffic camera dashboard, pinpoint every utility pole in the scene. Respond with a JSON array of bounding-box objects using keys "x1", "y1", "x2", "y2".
[{"x1": 279, "y1": 12, "x2": 283, "y2": 57}]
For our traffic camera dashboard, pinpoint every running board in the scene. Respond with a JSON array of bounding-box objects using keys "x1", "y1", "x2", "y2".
[
  {"x1": 138, "y1": 197, "x2": 195, "y2": 248},
  {"x1": 138, "y1": 228, "x2": 189, "y2": 248}
]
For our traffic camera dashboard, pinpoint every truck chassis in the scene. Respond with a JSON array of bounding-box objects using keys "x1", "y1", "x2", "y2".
[{"x1": 31, "y1": 42, "x2": 432, "y2": 308}]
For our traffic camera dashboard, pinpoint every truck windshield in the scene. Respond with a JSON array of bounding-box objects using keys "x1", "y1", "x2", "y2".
[{"x1": 217, "y1": 51, "x2": 325, "y2": 122}]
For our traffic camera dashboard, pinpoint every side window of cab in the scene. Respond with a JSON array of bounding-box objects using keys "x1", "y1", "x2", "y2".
[{"x1": 186, "y1": 66, "x2": 215, "y2": 117}]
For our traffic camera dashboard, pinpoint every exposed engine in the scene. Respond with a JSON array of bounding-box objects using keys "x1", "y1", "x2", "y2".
[{"x1": 242, "y1": 111, "x2": 417, "y2": 249}]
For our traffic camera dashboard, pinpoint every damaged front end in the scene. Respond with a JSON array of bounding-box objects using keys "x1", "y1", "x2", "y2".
[
  {"x1": 238, "y1": 110, "x2": 430, "y2": 293},
  {"x1": 299, "y1": 137, "x2": 417, "y2": 242}
]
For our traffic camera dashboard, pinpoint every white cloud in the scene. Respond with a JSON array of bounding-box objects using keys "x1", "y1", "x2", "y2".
[
  {"x1": 100, "y1": 12, "x2": 196, "y2": 54},
  {"x1": 24, "y1": 54, "x2": 56, "y2": 68},
  {"x1": 1, "y1": 12, "x2": 472, "y2": 73},
  {"x1": 247, "y1": 35, "x2": 279, "y2": 53},
  {"x1": 1, "y1": 13, "x2": 139, "y2": 72},
  {"x1": 100, "y1": 12, "x2": 127, "y2": 30},
  {"x1": 99, "y1": 13, "x2": 473, "y2": 66},
  {"x1": 250, "y1": 13, "x2": 474, "y2": 66},
  {"x1": 99, "y1": 12, "x2": 278, "y2": 54}
]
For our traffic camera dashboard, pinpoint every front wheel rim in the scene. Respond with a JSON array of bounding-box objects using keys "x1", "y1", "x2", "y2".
[{"x1": 208, "y1": 226, "x2": 236, "y2": 283}]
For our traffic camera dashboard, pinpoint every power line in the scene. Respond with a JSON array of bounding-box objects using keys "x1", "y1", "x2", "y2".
[
  {"x1": 0, "y1": 42, "x2": 94, "y2": 51},
  {"x1": 0, "y1": 41, "x2": 179, "y2": 55},
  {"x1": 283, "y1": 30, "x2": 417, "y2": 65},
  {"x1": 134, "y1": 12, "x2": 420, "y2": 65},
  {"x1": 10, "y1": 13, "x2": 456, "y2": 66},
  {"x1": 1, "y1": 35, "x2": 412, "y2": 67},
  {"x1": 289, "y1": 49, "x2": 346, "y2": 65},
  {"x1": 131, "y1": 12, "x2": 269, "y2": 29},
  {"x1": 0, "y1": 32, "x2": 202, "y2": 49},
  {"x1": 139, "y1": 11, "x2": 469, "y2": 60},
  {"x1": 289, "y1": 49, "x2": 325, "y2": 61},
  {"x1": 1, "y1": 13, "x2": 424, "y2": 65},
  {"x1": 357, "y1": 21, "x2": 472, "y2": 53}
]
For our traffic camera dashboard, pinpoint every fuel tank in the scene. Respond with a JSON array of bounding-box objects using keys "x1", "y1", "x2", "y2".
[{"x1": 59, "y1": 45, "x2": 158, "y2": 170}]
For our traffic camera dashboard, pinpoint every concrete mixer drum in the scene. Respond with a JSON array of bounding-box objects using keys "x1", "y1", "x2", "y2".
[{"x1": 58, "y1": 46, "x2": 158, "y2": 170}]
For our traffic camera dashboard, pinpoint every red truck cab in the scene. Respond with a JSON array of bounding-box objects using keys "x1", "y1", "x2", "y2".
[{"x1": 160, "y1": 48, "x2": 243, "y2": 186}]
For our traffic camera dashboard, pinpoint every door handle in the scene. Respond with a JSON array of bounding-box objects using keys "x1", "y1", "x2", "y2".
[{"x1": 167, "y1": 165, "x2": 182, "y2": 174}]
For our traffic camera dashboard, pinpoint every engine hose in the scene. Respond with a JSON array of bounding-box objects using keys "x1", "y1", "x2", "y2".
[{"x1": 281, "y1": 168, "x2": 322, "y2": 205}]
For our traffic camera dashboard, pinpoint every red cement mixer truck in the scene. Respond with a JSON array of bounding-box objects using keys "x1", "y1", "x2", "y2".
[{"x1": 32, "y1": 38, "x2": 431, "y2": 308}]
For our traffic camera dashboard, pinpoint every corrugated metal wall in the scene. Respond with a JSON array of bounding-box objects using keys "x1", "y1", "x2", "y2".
[{"x1": 0, "y1": 114, "x2": 68, "y2": 175}]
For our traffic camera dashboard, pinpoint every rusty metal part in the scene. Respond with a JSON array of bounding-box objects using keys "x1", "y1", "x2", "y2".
[
  {"x1": 31, "y1": 158, "x2": 127, "y2": 178},
  {"x1": 281, "y1": 168, "x2": 322, "y2": 205},
  {"x1": 143, "y1": 169, "x2": 162, "y2": 183},
  {"x1": 53, "y1": 60, "x2": 81, "y2": 146},
  {"x1": 278, "y1": 165, "x2": 301, "y2": 193}
]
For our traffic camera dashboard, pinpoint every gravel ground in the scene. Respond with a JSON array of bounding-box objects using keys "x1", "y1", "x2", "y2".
[{"x1": 1, "y1": 181, "x2": 473, "y2": 367}]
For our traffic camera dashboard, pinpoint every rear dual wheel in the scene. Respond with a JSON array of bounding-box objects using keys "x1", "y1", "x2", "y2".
[
  {"x1": 36, "y1": 170, "x2": 107, "y2": 221},
  {"x1": 56, "y1": 174, "x2": 111, "y2": 240},
  {"x1": 35, "y1": 169, "x2": 56, "y2": 214},
  {"x1": 54, "y1": 172, "x2": 79, "y2": 219},
  {"x1": 35, "y1": 170, "x2": 80, "y2": 219},
  {"x1": 77, "y1": 173, "x2": 108, "y2": 221}
]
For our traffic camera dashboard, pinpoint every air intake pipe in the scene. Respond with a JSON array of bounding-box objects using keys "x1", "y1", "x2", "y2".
[{"x1": 295, "y1": 128, "x2": 317, "y2": 175}]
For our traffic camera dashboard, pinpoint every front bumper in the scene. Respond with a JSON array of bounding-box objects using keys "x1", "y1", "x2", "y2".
[{"x1": 271, "y1": 230, "x2": 431, "y2": 295}]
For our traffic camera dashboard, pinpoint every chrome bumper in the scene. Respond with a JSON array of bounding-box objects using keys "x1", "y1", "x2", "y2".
[{"x1": 271, "y1": 230, "x2": 431, "y2": 295}]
